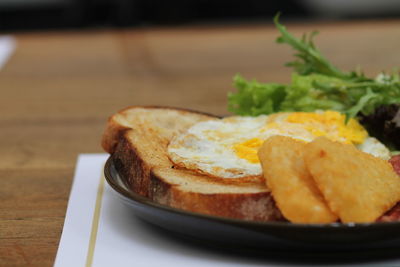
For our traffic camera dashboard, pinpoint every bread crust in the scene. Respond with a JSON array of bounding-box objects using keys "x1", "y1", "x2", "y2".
[
  {"x1": 102, "y1": 105, "x2": 219, "y2": 154},
  {"x1": 102, "y1": 106, "x2": 283, "y2": 221}
]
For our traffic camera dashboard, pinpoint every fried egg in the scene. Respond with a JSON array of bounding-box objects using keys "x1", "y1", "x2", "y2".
[{"x1": 167, "y1": 111, "x2": 391, "y2": 178}]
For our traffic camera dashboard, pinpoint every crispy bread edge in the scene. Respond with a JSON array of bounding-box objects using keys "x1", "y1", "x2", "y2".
[{"x1": 101, "y1": 105, "x2": 220, "y2": 154}]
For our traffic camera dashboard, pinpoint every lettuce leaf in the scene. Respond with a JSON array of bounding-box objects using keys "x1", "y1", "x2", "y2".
[{"x1": 228, "y1": 74, "x2": 286, "y2": 116}]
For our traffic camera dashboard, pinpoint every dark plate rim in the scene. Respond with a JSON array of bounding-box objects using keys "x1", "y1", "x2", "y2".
[{"x1": 104, "y1": 155, "x2": 400, "y2": 231}]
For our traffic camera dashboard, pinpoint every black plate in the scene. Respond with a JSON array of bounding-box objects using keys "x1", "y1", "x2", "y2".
[{"x1": 104, "y1": 156, "x2": 400, "y2": 253}]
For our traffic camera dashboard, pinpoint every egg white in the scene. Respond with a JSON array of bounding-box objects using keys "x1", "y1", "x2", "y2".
[{"x1": 167, "y1": 114, "x2": 391, "y2": 179}]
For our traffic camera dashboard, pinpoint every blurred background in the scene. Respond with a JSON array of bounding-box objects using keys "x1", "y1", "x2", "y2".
[{"x1": 1, "y1": 0, "x2": 400, "y2": 32}]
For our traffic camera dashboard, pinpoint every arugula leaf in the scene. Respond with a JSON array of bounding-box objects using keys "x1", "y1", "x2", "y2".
[{"x1": 274, "y1": 13, "x2": 355, "y2": 80}]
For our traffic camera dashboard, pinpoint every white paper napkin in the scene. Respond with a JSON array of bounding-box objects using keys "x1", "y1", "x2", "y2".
[
  {"x1": 54, "y1": 154, "x2": 400, "y2": 267},
  {"x1": 0, "y1": 36, "x2": 16, "y2": 69}
]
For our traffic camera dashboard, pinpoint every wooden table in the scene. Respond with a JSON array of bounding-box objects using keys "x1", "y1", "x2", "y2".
[{"x1": 2, "y1": 18, "x2": 400, "y2": 266}]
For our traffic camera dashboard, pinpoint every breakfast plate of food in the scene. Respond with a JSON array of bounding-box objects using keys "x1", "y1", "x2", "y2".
[{"x1": 102, "y1": 15, "x2": 400, "y2": 251}]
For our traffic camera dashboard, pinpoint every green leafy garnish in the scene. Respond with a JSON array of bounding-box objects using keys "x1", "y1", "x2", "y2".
[
  {"x1": 228, "y1": 75, "x2": 286, "y2": 116},
  {"x1": 274, "y1": 13, "x2": 354, "y2": 80},
  {"x1": 228, "y1": 14, "x2": 400, "y2": 121}
]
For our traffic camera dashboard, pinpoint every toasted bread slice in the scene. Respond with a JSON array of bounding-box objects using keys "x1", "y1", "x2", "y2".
[{"x1": 102, "y1": 106, "x2": 283, "y2": 221}]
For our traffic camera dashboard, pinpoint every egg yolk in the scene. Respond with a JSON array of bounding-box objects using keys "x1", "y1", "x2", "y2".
[
  {"x1": 233, "y1": 111, "x2": 368, "y2": 163},
  {"x1": 233, "y1": 138, "x2": 263, "y2": 163},
  {"x1": 285, "y1": 111, "x2": 367, "y2": 144}
]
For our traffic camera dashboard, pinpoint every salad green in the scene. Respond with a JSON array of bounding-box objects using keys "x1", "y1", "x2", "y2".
[{"x1": 228, "y1": 14, "x2": 400, "y2": 121}]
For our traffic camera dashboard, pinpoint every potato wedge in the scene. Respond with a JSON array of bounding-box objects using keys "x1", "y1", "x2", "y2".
[
  {"x1": 305, "y1": 137, "x2": 400, "y2": 223},
  {"x1": 258, "y1": 136, "x2": 338, "y2": 223}
]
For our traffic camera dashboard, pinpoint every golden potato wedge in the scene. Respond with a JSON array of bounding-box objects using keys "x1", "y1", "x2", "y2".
[
  {"x1": 258, "y1": 136, "x2": 338, "y2": 223},
  {"x1": 305, "y1": 137, "x2": 400, "y2": 223}
]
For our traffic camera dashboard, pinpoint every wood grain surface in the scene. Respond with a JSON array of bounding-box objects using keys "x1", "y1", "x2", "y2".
[{"x1": 2, "y1": 18, "x2": 400, "y2": 266}]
